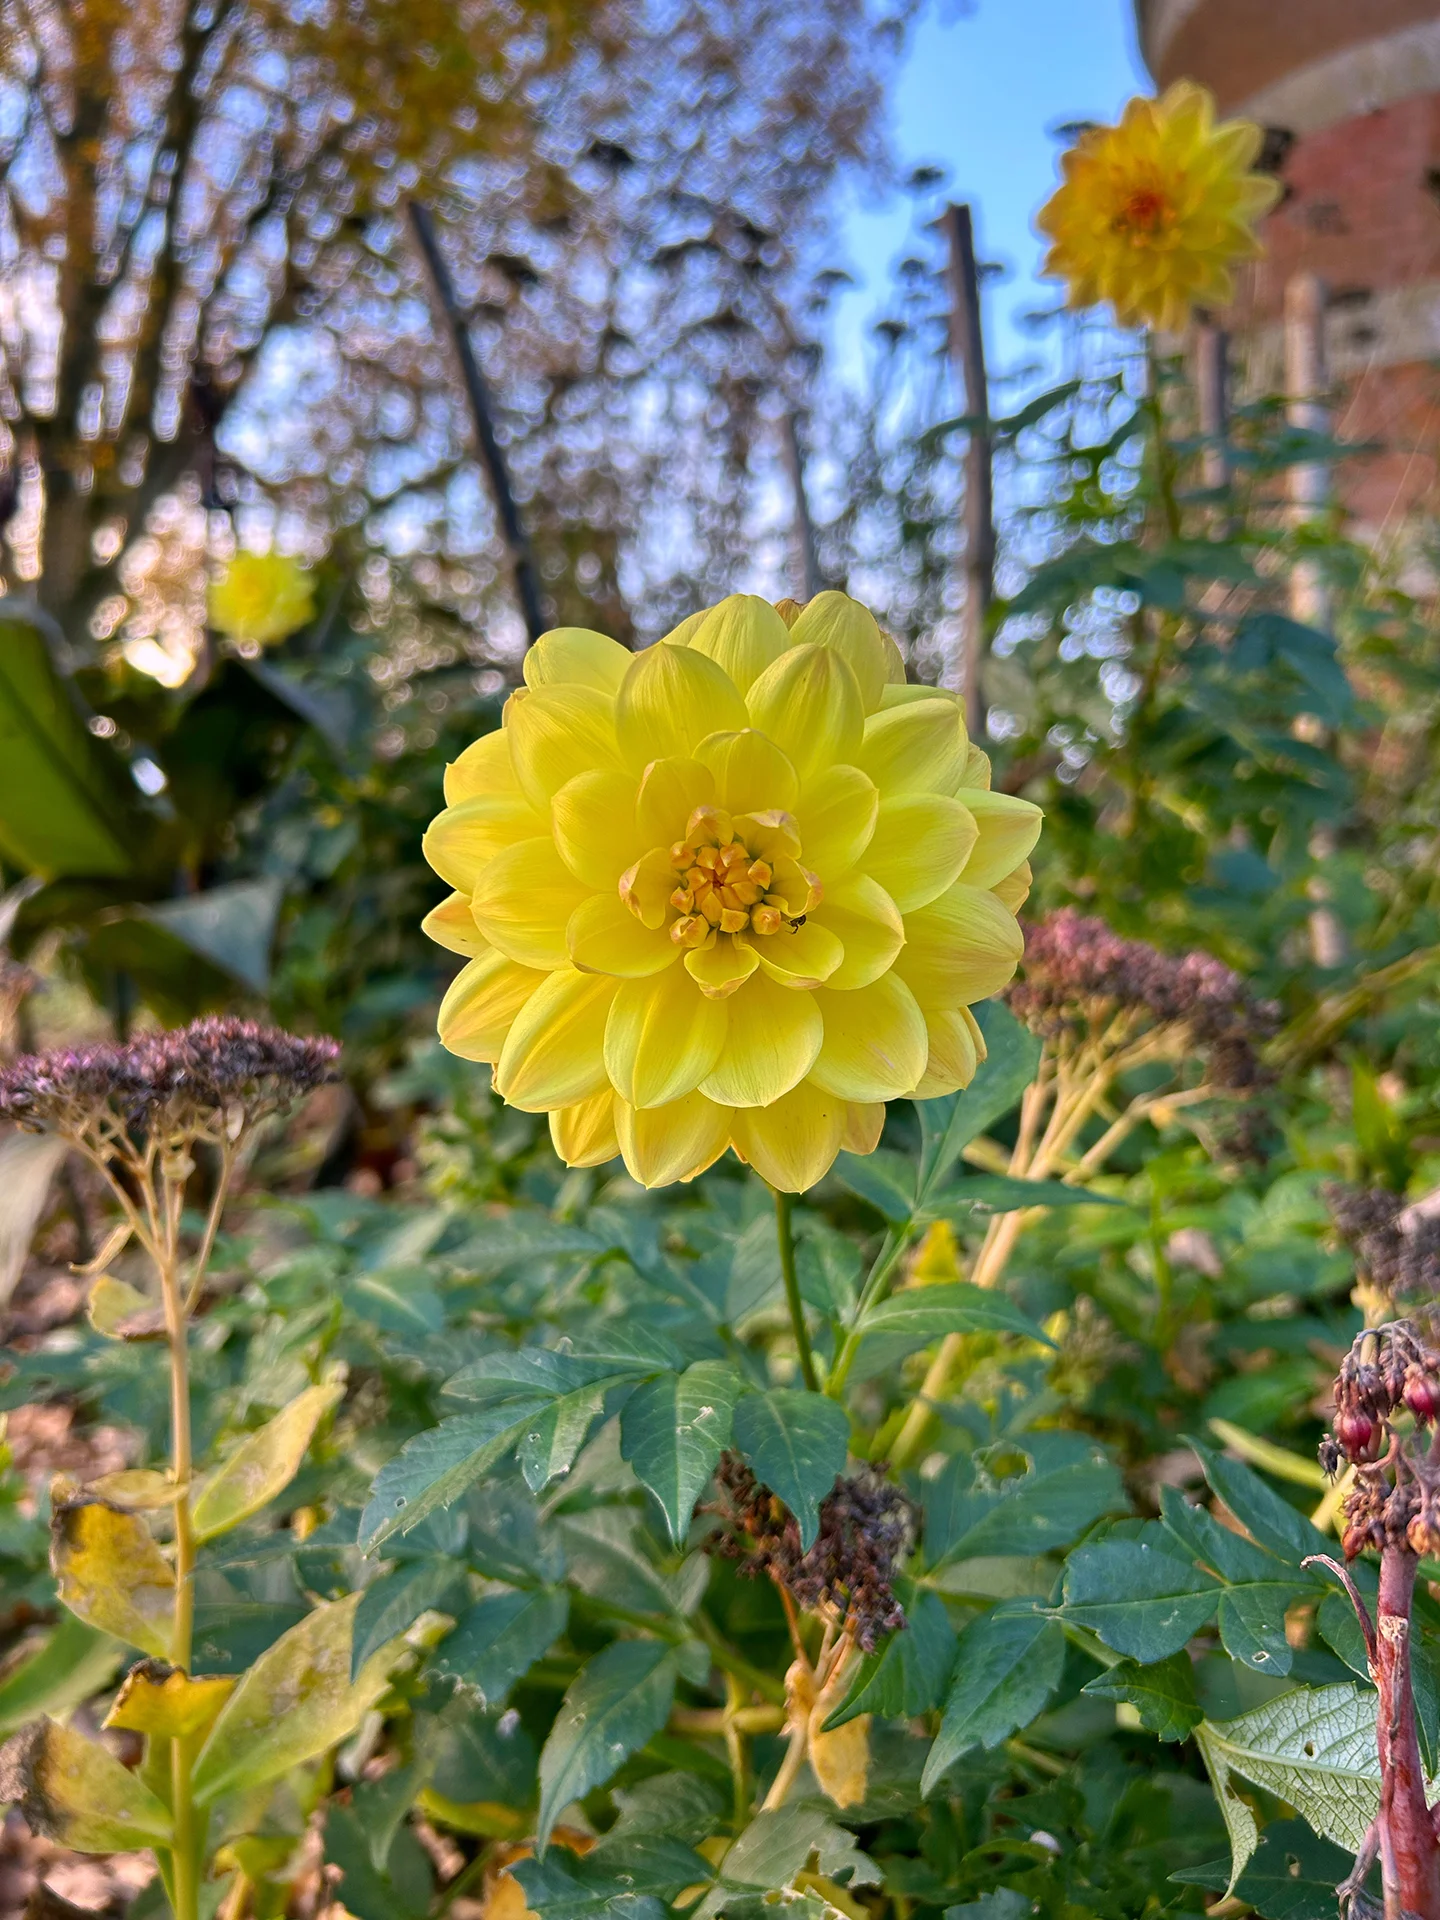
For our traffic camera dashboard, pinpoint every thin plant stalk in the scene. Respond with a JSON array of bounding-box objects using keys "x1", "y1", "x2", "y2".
[{"x1": 773, "y1": 1187, "x2": 818, "y2": 1392}]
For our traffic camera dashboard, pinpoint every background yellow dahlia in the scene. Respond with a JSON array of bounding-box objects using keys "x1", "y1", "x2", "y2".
[
  {"x1": 1036, "y1": 80, "x2": 1281, "y2": 334},
  {"x1": 422, "y1": 592, "x2": 1041, "y2": 1192},
  {"x1": 207, "y1": 551, "x2": 317, "y2": 647}
]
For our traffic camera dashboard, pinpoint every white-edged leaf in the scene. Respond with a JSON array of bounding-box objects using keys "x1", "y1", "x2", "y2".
[{"x1": 1200, "y1": 1683, "x2": 1387, "y2": 1861}]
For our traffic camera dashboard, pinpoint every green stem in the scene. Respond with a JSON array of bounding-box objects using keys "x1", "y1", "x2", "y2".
[
  {"x1": 773, "y1": 1187, "x2": 818, "y2": 1392},
  {"x1": 826, "y1": 1227, "x2": 912, "y2": 1399}
]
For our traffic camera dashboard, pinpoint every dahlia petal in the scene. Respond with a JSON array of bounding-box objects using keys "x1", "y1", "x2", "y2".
[
  {"x1": 495, "y1": 968, "x2": 618, "y2": 1110},
  {"x1": 879, "y1": 628, "x2": 908, "y2": 685},
  {"x1": 894, "y1": 883, "x2": 1024, "y2": 1009},
  {"x1": 788, "y1": 591, "x2": 889, "y2": 713},
  {"x1": 729, "y1": 1079, "x2": 846, "y2": 1193},
  {"x1": 615, "y1": 1089, "x2": 732, "y2": 1187},
  {"x1": 865, "y1": 794, "x2": 978, "y2": 912},
  {"x1": 567, "y1": 894, "x2": 678, "y2": 977},
  {"x1": 549, "y1": 1089, "x2": 620, "y2": 1168},
  {"x1": 471, "y1": 837, "x2": 591, "y2": 969},
  {"x1": 438, "y1": 951, "x2": 546, "y2": 1063},
  {"x1": 444, "y1": 727, "x2": 522, "y2": 804},
  {"x1": 696, "y1": 729, "x2": 800, "y2": 814},
  {"x1": 911, "y1": 1005, "x2": 985, "y2": 1100},
  {"x1": 423, "y1": 792, "x2": 546, "y2": 891},
  {"x1": 809, "y1": 973, "x2": 928, "y2": 1101},
  {"x1": 991, "y1": 861, "x2": 1033, "y2": 912},
  {"x1": 615, "y1": 643, "x2": 747, "y2": 770},
  {"x1": 797, "y1": 764, "x2": 878, "y2": 882},
  {"x1": 954, "y1": 790, "x2": 1044, "y2": 890},
  {"x1": 819, "y1": 875, "x2": 904, "y2": 991},
  {"x1": 856, "y1": 699, "x2": 968, "y2": 797},
  {"x1": 960, "y1": 743, "x2": 992, "y2": 790},
  {"x1": 841, "y1": 1102, "x2": 886, "y2": 1155},
  {"x1": 686, "y1": 934, "x2": 759, "y2": 999},
  {"x1": 506, "y1": 685, "x2": 624, "y2": 811},
  {"x1": 687, "y1": 594, "x2": 791, "y2": 695},
  {"x1": 619, "y1": 847, "x2": 678, "y2": 930},
  {"x1": 878, "y1": 681, "x2": 960, "y2": 710},
  {"x1": 523, "y1": 627, "x2": 632, "y2": 695},
  {"x1": 745, "y1": 919, "x2": 843, "y2": 991},
  {"x1": 422, "y1": 892, "x2": 489, "y2": 958},
  {"x1": 552, "y1": 768, "x2": 644, "y2": 887},
  {"x1": 605, "y1": 968, "x2": 728, "y2": 1110},
  {"x1": 635, "y1": 757, "x2": 716, "y2": 849},
  {"x1": 698, "y1": 971, "x2": 821, "y2": 1108},
  {"x1": 745, "y1": 644, "x2": 863, "y2": 785}
]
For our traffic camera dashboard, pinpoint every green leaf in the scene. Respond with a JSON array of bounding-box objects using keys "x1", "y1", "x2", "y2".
[
  {"x1": 1188, "y1": 1439, "x2": 1331, "y2": 1568},
  {"x1": 731, "y1": 1389, "x2": 850, "y2": 1551},
  {"x1": 445, "y1": 1350, "x2": 642, "y2": 1406},
  {"x1": 1193, "y1": 1718, "x2": 1260, "y2": 1895},
  {"x1": 857, "y1": 1281, "x2": 1051, "y2": 1351},
  {"x1": 140, "y1": 876, "x2": 285, "y2": 993},
  {"x1": 925, "y1": 1440, "x2": 1125, "y2": 1565},
  {"x1": 620, "y1": 1362, "x2": 742, "y2": 1545},
  {"x1": 1172, "y1": 1818, "x2": 1356, "y2": 1920},
  {"x1": 1061, "y1": 1539, "x2": 1220, "y2": 1661},
  {"x1": 610, "y1": 1772, "x2": 726, "y2": 1844},
  {"x1": 831, "y1": 1150, "x2": 916, "y2": 1223},
  {"x1": 693, "y1": 1804, "x2": 879, "y2": 1920},
  {"x1": 325, "y1": 1801, "x2": 433, "y2": 1920},
  {"x1": 920, "y1": 1606, "x2": 1065, "y2": 1792},
  {"x1": 191, "y1": 1381, "x2": 345, "y2": 1542},
  {"x1": 512, "y1": 1833, "x2": 713, "y2": 1920},
  {"x1": 192, "y1": 1593, "x2": 394, "y2": 1805},
  {"x1": 0, "y1": 606, "x2": 143, "y2": 878},
  {"x1": 0, "y1": 1717, "x2": 173, "y2": 1854},
  {"x1": 430, "y1": 1588, "x2": 569, "y2": 1705},
  {"x1": 1159, "y1": 1486, "x2": 1302, "y2": 1586},
  {"x1": 914, "y1": 1005, "x2": 1041, "y2": 1200},
  {"x1": 0, "y1": 1617, "x2": 121, "y2": 1739},
  {"x1": 536, "y1": 1640, "x2": 677, "y2": 1849},
  {"x1": 1217, "y1": 1584, "x2": 1304, "y2": 1678},
  {"x1": 825, "y1": 1587, "x2": 957, "y2": 1727},
  {"x1": 929, "y1": 1173, "x2": 1128, "y2": 1218},
  {"x1": 346, "y1": 1273, "x2": 446, "y2": 1335},
  {"x1": 1081, "y1": 1651, "x2": 1202, "y2": 1741},
  {"x1": 351, "y1": 1558, "x2": 469, "y2": 1681},
  {"x1": 1317, "y1": 1587, "x2": 1370, "y2": 1679},
  {"x1": 359, "y1": 1400, "x2": 551, "y2": 1551},
  {"x1": 518, "y1": 1387, "x2": 612, "y2": 1492},
  {"x1": 446, "y1": 1218, "x2": 612, "y2": 1276},
  {"x1": 1198, "y1": 1684, "x2": 1384, "y2": 1865}
]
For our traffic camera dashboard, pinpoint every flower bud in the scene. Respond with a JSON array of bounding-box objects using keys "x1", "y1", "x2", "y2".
[
  {"x1": 1336, "y1": 1409, "x2": 1381, "y2": 1461},
  {"x1": 1405, "y1": 1373, "x2": 1440, "y2": 1423}
]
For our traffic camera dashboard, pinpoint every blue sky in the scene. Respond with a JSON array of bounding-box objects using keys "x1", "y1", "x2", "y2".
[{"x1": 830, "y1": 0, "x2": 1150, "y2": 389}]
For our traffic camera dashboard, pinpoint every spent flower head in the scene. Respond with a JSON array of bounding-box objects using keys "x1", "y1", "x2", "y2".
[
  {"x1": 422, "y1": 591, "x2": 1042, "y2": 1191},
  {"x1": 1036, "y1": 80, "x2": 1281, "y2": 332},
  {"x1": 1008, "y1": 907, "x2": 1278, "y2": 1091},
  {"x1": 1322, "y1": 1322, "x2": 1440, "y2": 1559},
  {"x1": 1325, "y1": 1184, "x2": 1440, "y2": 1310}
]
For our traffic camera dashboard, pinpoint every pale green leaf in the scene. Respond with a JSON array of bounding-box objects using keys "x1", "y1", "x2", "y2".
[
  {"x1": 0, "y1": 1717, "x2": 172, "y2": 1853},
  {"x1": 192, "y1": 1380, "x2": 345, "y2": 1542}
]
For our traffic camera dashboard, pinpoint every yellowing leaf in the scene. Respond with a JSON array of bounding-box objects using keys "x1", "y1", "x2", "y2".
[
  {"x1": 83, "y1": 1470, "x2": 180, "y2": 1513},
  {"x1": 50, "y1": 1500, "x2": 174, "y2": 1658},
  {"x1": 191, "y1": 1381, "x2": 345, "y2": 1543},
  {"x1": 786, "y1": 1656, "x2": 871, "y2": 1810},
  {"x1": 0, "y1": 1718, "x2": 172, "y2": 1853},
  {"x1": 190, "y1": 1593, "x2": 394, "y2": 1805},
  {"x1": 87, "y1": 1275, "x2": 164, "y2": 1341},
  {"x1": 104, "y1": 1659, "x2": 235, "y2": 1740}
]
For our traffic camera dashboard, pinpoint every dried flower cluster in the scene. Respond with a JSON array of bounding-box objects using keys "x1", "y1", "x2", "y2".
[
  {"x1": 1325, "y1": 1184, "x2": 1440, "y2": 1307},
  {"x1": 0, "y1": 1017, "x2": 340, "y2": 1145},
  {"x1": 1007, "y1": 907, "x2": 1278, "y2": 1091},
  {"x1": 1320, "y1": 1322, "x2": 1440, "y2": 1558},
  {"x1": 705, "y1": 1453, "x2": 914, "y2": 1651}
]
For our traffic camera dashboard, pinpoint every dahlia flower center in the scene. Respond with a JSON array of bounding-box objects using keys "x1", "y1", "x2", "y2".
[
  {"x1": 618, "y1": 802, "x2": 822, "y2": 952},
  {"x1": 1113, "y1": 184, "x2": 1173, "y2": 241}
]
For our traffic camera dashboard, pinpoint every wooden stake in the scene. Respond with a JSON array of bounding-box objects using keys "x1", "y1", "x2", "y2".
[
  {"x1": 941, "y1": 203, "x2": 994, "y2": 742},
  {"x1": 779, "y1": 410, "x2": 824, "y2": 601},
  {"x1": 408, "y1": 200, "x2": 546, "y2": 646}
]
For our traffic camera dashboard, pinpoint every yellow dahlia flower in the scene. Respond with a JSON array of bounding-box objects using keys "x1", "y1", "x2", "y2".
[
  {"x1": 1036, "y1": 81, "x2": 1281, "y2": 333},
  {"x1": 422, "y1": 592, "x2": 1042, "y2": 1192},
  {"x1": 207, "y1": 551, "x2": 317, "y2": 647}
]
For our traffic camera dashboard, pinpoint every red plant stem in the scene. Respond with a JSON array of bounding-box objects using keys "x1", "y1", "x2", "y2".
[{"x1": 1376, "y1": 1544, "x2": 1440, "y2": 1919}]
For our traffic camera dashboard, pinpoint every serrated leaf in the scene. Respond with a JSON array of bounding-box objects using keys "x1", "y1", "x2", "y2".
[
  {"x1": 731, "y1": 1389, "x2": 850, "y2": 1551},
  {"x1": 191, "y1": 1381, "x2": 345, "y2": 1542},
  {"x1": 857, "y1": 1281, "x2": 1050, "y2": 1350},
  {"x1": 1189, "y1": 1439, "x2": 1330, "y2": 1568},
  {"x1": 1199, "y1": 1684, "x2": 1386, "y2": 1863},
  {"x1": 536, "y1": 1640, "x2": 677, "y2": 1849},
  {"x1": 1317, "y1": 1586, "x2": 1371, "y2": 1679},
  {"x1": 1081, "y1": 1651, "x2": 1202, "y2": 1741},
  {"x1": 929, "y1": 1173, "x2": 1128, "y2": 1217},
  {"x1": 1217, "y1": 1584, "x2": 1304, "y2": 1677},
  {"x1": 694, "y1": 1802, "x2": 879, "y2": 1919},
  {"x1": 359, "y1": 1400, "x2": 551, "y2": 1551},
  {"x1": 512, "y1": 1832, "x2": 712, "y2": 1920},
  {"x1": 920, "y1": 1606, "x2": 1064, "y2": 1792},
  {"x1": 326, "y1": 1800, "x2": 433, "y2": 1920},
  {"x1": 1172, "y1": 1817, "x2": 1355, "y2": 1920},
  {"x1": 351, "y1": 1558, "x2": 469, "y2": 1681},
  {"x1": 1159, "y1": 1485, "x2": 1300, "y2": 1586},
  {"x1": 925, "y1": 1443, "x2": 1125, "y2": 1565},
  {"x1": 447, "y1": 1218, "x2": 611, "y2": 1276},
  {"x1": 446, "y1": 1350, "x2": 638, "y2": 1405},
  {"x1": 518, "y1": 1387, "x2": 613, "y2": 1492},
  {"x1": 50, "y1": 1498, "x2": 174, "y2": 1657},
  {"x1": 831, "y1": 1150, "x2": 917, "y2": 1223},
  {"x1": 915, "y1": 1005, "x2": 1041, "y2": 1200},
  {"x1": 192, "y1": 1593, "x2": 394, "y2": 1804},
  {"x1": 430, "y1": 1588, "x2": 569, "y2": 1704},
  {"x1": 826, "y1": 1587, "x2": 957, "y2": 1728},
  {"x1": 1061, "y1": 1539, "x2": 1220, "y2": 1661},
  {"x1": 610, "y1": 1772, "x2": 726, "y2": 1843},
  {"x1": 0, "y1": 1717, "x2": 172, "y2": 1853},
  {"x1": 620, "y1": 1362, "x2": 742, "y2": 1544}
]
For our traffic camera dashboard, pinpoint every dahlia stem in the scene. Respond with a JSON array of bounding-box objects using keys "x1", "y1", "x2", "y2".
[{"x1": 773, "y1": 1187, "x2": 819, "y2": 1392}]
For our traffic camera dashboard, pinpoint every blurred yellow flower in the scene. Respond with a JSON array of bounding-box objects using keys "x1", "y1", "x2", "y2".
[
  {"x1": 422, "y1": 592, "x2": 1041, "y2": 1192},
  {"x1": 1036, "y1": 81, "x2": 1281, "y2": 333},
  {"x1": 207, "y1": 552, "x2": 316, "y2": 647}
]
